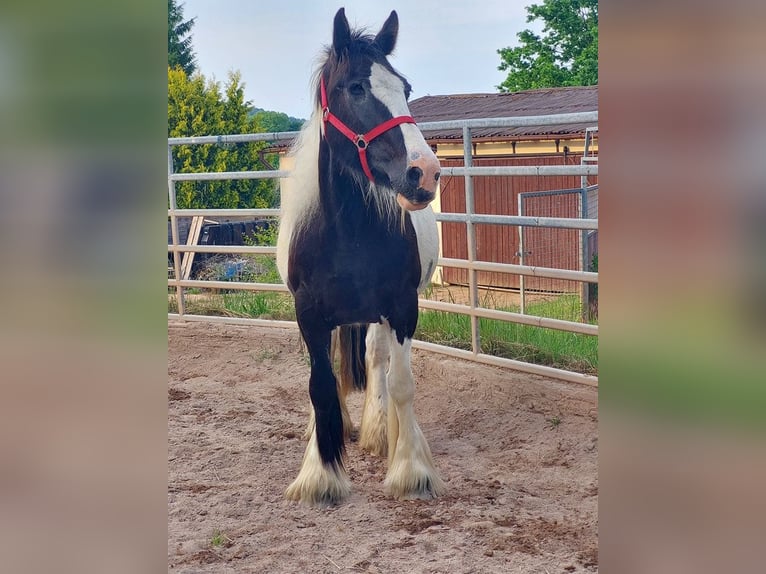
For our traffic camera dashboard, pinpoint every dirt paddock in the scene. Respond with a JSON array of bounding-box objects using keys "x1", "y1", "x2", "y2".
[{"x1": 168, "y1": 321, "x2": 598, "y2": 573}]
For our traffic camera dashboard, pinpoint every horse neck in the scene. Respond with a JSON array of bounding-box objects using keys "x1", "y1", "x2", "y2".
[{"x1": 317, "y1": 138, "x2": 385, "y2": 232}]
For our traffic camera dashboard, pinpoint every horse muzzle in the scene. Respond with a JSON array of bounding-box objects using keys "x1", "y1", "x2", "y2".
[
  {"x1": 396, "y1": 189, "x2": 435, "y2": 211},
  {"x1": 397, "y1": 154, "x2": 440, "y2": 211}
]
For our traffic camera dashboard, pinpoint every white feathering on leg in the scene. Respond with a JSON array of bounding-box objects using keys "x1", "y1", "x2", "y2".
[
  {"x1": 359, "y1": 323, "x2": 390, "y2": 456},
  {"x1": 383, "y1": 335, "x2": 445, "y2": 499},
  {"x1": 285, "y1": 428, "x2": 351, "y2": 506}
]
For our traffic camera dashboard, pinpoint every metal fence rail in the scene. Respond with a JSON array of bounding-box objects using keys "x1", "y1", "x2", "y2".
[{"x1": 168, "y1": 113, "x2": 598, "y2": 386}]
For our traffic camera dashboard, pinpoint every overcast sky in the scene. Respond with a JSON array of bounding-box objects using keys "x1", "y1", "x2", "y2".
[{"x1": 181, "y1": 1, "x2": 537, "y2": 119}]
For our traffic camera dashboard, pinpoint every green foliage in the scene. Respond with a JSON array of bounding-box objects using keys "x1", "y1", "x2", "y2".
[
  {"x1": 249, "y1": 113, "x2": 303, "y2": 171},
  {"x1": 546, "y1": 416, "x2": 562, "y2": 429},
  {"x1": 168, "y1": 0, "x2": 196, "y2": 75},
  {"x1": 244, "y1": 221, "x2": 279, "y2": 247},
  {"x1": 210, "y1": 530, "x2": 231, "y2": 548},
  {"x1": 497, "y1": 0, "x2": 598, "y2": 92},
  {"x1": 251, "y1": 110, "x2": 304, "y2": 133},
  {"x1": 222, "y1": 291, "x2": 295, "y2": 320},
  {"x1": 168, "y1": 68, "x2": 278, "y2": 209}
]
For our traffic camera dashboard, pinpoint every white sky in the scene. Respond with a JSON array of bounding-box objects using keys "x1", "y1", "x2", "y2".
[{"x1": 181, "y1": 0, "x2": 537, "y2": 119}]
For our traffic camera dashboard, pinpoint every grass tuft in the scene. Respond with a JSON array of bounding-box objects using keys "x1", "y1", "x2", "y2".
[{"x1": 210, "y1": 530, "x2": 232, "y2": 548}]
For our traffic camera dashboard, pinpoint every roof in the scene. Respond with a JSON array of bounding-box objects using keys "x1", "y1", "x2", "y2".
[
  {"x1": 409, "y1": 85, "x2": 598, "y2": 141},
  {"x1": 266, "y1": 85, "x2": 598, "y2": 152}
]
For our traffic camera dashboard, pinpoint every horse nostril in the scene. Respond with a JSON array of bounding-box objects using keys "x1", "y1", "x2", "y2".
[
  {"x1": 434, "y1": 171, "x2": 440, "y2": 182},
  {"x1": 407, "y1": 166, "x2": 423, "y2": 187}
]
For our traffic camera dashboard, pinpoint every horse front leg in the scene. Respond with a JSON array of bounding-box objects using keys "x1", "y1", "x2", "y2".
[
  {"x1": 383, "y1": 319, "x2": 445, "y2": 500},
  {"x1": 303, "y1": 328, "x2": 354, "y2": 442},
  {"x1": 285, "y1": 308, "x2": 350, "y2": 506}
]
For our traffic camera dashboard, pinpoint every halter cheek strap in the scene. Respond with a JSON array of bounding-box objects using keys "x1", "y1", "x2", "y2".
[{"x1": 320, "y1": 76, "x2": 416, "y2": 182}]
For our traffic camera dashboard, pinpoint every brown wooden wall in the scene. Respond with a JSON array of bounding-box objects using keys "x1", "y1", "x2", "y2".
[{"x1": 439, "y1": 154, "x2": 591, "y2": 292}]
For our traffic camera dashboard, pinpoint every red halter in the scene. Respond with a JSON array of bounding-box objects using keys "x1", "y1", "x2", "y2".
[{"x1": 320, "y1": 76, "x2": 417, "y2": 182}]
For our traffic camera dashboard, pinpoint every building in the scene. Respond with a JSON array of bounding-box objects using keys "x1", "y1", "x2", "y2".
[{"x1": 408, "y1": 86, "x2": 598, "y2": 292}]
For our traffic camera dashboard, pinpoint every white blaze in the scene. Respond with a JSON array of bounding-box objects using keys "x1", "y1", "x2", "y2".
[{"x1": 369, "y1": 63, "x2": 436, "y2": 167}]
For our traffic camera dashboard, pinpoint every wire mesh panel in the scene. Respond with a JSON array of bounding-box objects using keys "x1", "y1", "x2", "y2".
[
  {"x1": 584, "y1": 184, "x2": 599, "y2": 267},
  {"x1": 519, "y1": 189, "x2": 583, "y2": 293}
]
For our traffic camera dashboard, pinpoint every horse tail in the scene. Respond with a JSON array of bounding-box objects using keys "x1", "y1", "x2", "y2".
[{"x1": 337, "y1": 324, "x2": 368, "y2": 394}]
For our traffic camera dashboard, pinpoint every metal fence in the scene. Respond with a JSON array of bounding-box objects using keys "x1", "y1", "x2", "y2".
[{"x1": 168, "y1": 112, "x2": 599, "y2": 386}]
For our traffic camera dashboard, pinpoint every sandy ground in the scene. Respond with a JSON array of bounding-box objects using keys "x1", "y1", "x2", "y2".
[{"x1": 168, "y1": 321, "x2": 598, "y2": 573}]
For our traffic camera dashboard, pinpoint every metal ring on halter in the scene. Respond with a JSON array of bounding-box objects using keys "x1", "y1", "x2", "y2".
[{"x1": 355, "y1": 136, "x2": 368, "y2": 150}]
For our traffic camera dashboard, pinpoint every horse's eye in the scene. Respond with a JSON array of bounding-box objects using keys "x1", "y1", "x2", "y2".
[{"x1": 348, "y1": 83, "x2": 365, "y2": 97}]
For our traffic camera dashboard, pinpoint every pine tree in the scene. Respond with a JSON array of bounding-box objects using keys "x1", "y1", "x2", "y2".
[
  {"x1": 168, "y1": 0, "x2": 196, "y2": 75},
  {"x1": 168, "y1": 69, "x2": 277, "y2": 209}
]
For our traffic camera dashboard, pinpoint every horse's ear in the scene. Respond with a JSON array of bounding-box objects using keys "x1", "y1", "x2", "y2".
[
  {"x1": 374, "y1": 10, "x2": 398, "y2": 55},
  {"x1": 333, "y1": 8, "x2": 351, "y2": 58}
]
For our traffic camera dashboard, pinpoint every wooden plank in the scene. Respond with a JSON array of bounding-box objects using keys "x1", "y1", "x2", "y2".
[{"x1": 180, "y1": 216, "x2": 204, "y2": 280}]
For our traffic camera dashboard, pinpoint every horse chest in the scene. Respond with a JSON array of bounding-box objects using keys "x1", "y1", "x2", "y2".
[
  {"x1": 287, "y1": 221, "x2": 419, "y2": 323},
  {"x1": 315, "y1": 228, "x2": 416, "y2": 286}
]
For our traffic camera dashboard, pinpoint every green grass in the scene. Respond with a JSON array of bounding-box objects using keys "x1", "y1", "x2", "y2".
[
  {"x1": 414, "y1": 292, "x2": 597, "y2": 373},
  {"x1": 168, "y1": 290, "x2": 296, "y2": 321},
  {"x1": 525, "y1": 293, "x2": 585, "y2": 322},
  {"x1": 210, "y1": 530, "x2": 231, "y2": 548},
  {"x1": 546, "y1": 415, "x2": 562, "y2": 429},
  {"x1": 414, "y1": 308, "x2": 597, "y2": 375}
]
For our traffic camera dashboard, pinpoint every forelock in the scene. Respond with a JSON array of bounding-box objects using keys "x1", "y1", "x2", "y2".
[{"x1": 316, "y1": 29, "x2": 393, "y2": 96}]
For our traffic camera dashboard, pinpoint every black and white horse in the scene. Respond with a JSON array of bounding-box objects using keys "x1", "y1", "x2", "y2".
[{"x1": 276, "y1": 8, "x2": 444, "y2": 505}]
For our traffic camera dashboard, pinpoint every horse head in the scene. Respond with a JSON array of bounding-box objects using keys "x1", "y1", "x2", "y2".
[{"x1": 319, "y1": 8, "x2": 440, "y2": 212}]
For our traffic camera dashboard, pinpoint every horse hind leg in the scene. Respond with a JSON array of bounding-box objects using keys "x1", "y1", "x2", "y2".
[
  {"x1": 359, "y1": 322, "x2": 389, "y2": 457},
  {"x1": 337, "y1": 324, "x2": 368, "y2": 441},
  {"x1": 383, "y1": 329, "x2": 445, "y2": 500}
]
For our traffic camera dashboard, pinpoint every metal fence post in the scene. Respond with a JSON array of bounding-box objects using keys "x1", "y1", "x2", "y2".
[
  {"x1": 580, "y1": 186, "x2": 589, "y2": 322},
  {"x1": 463, "y1": 126, "x2": 481, "y2": 355},
  {"x1": 168, "y1": 144, "x2": 186, "y2": 317}
]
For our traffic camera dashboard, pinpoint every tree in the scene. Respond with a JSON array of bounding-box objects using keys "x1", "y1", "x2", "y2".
[
  {"x1": 168, "y1": 68, "x2": 277, "y2": 209},
  {"x1": 168, "y1": 0, "x2": 197, "y2": 75},
  {"x1": 497, "y1": 0, "x2": 598, "y2": 92},
  {"x1": 252, "y1": 110, "x2": 304, "y2": 134}
]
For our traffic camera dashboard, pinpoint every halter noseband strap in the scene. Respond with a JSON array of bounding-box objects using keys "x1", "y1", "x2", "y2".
[{"x1": 320, "y1": 76, "x2": 416, "y2": 182}]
